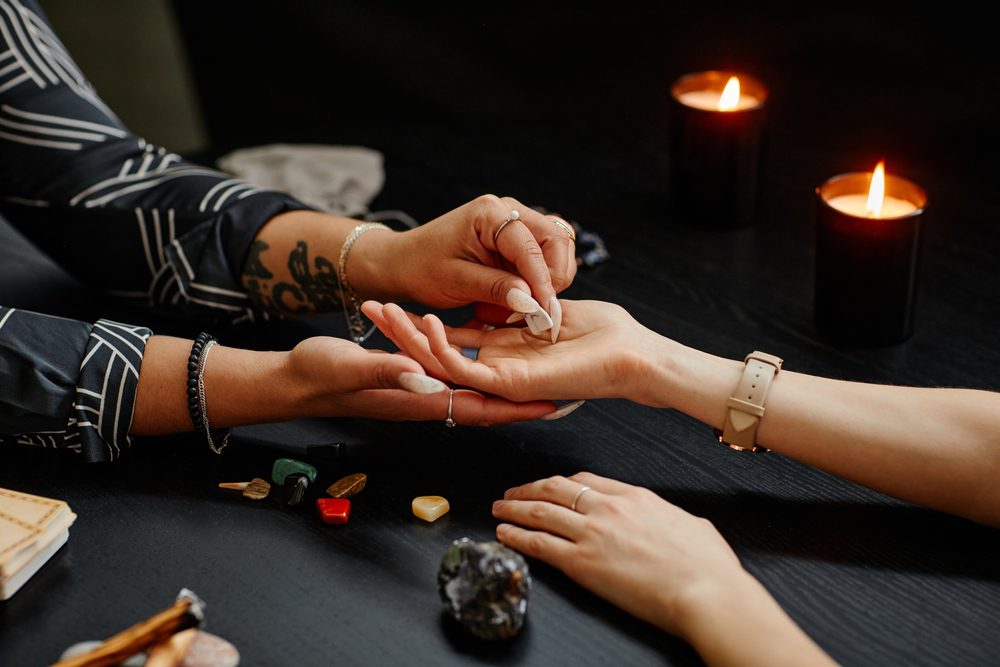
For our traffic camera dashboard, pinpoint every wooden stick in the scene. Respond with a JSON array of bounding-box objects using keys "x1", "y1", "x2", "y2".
[{"x1": 51, "y1": 598, "x2": 199, "y2": 667}]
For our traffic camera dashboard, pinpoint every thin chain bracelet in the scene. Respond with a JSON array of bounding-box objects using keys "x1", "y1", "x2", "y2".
[
  {"x1": 196, "y1": 339, "x2": 230, "y2": 454},
  {"x1": 337, "y1": 222, "x2": 391, "y2": 344}
]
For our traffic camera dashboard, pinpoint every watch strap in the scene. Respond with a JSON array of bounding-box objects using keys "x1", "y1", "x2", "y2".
[{"x1": 717, "y1": 351, "x2": 783, "y2": 452}]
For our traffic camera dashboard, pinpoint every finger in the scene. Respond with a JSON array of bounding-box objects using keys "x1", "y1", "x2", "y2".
[
  {"x1": 344, "y1": 346, "x2": 447, "y2": 394},
  {"x1": 515, "y1": 208, "x2": 577, "y2": 293},
  {"x1": 449, "y1": 258, "x2": 549, "y2": 335},
  {"x1": 503, "y1": 475, "x2": 606, "y2": 513},
  {"x1": 451, "y1": 389, "x2": 556, "y2": 425},
  {"x1": 492, "y1": 499, "x2": 587, "y2": 542},
  {"x1": 424, "y1": 314, "x2": 507, "y2": 393},
  {"x1": 567, "y1": 471, "x2": 637, "y2": 496},
  {"x1": 495, "y1": 523, "x2": 576, "y2": 568},
  {"x1": 474, "y1": 302, "x2": 514, "y2": 326},
  {"x1": 381, "y1": 303, "x2": 452, "y2": 380},
  {"x1": 490, "y1": 217, "x2": 555, "y2": 317}
]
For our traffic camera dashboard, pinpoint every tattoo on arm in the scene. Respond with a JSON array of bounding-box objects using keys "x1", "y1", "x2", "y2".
[{"x1": 242, "y1": 240, "x2": 344, "y2": 314}]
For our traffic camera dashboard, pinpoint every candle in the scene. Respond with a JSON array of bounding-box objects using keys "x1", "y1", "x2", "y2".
[
  {"x1": 814, "y1": 161, "x2": 928, "y2": 346},
  {"x1": 669, "y1": 71, "x2": 768, "y2": 228}
]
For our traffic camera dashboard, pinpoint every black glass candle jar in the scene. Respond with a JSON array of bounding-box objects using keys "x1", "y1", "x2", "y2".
[
  {"x1": 669, "y1": 71, "x2": 768, "y2": 229},
  {"x1": 815, "y1": 171, "x2": 928, "y2": 346}
]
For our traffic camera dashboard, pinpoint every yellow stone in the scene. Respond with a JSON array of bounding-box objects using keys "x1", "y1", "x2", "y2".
[{"x1": 412, "y1": 496, "x2": 450, "y2": 522}]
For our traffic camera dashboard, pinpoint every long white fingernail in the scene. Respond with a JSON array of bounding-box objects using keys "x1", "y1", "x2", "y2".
[
  {"x1": 549, "y1": 296, "x2": 562, "y2": 343},
  {"x1": 399, "y1": 372, "x2": 447, "y2": 394},
  {"x1": 505, "y1": 312, "x2": 525, "y2": 324},
  {"x1": 540, "y1": 400, "x2": 586, "y2": 421},
  {"x1": 525, "y1": 308, "x2": 553, "y2": 335},
  {"x1": 506, "y1": 287, "x2": 542, "y2": 314},
  {"x1": 482, "y1": 324, "x2": 496, "y2": 331}
]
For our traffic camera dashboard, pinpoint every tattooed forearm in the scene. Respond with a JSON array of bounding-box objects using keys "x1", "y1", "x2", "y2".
[{"x1": 242, "y1": 239, "x2": 344, "y2": 314}]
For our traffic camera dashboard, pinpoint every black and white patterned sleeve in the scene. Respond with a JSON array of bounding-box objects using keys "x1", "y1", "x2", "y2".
[
  {"x1": 0, "y1": 306, "x2": 151, "y2": 462},
  {"x1": 0, "y1": 0, "x2": 314, "y2": 326}
]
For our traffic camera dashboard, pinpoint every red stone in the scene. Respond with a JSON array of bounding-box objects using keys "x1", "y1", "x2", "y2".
[{"x1": 316, "y1": 498, "x2": 351, "y2": 525}]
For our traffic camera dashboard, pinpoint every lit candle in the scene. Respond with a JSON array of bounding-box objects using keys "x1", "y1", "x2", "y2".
[
  {"x1": 814, "y1": 161, "x2": 928, "y2": 346},
  {"x1": 669, "y1": 71, "x2": 768, "y2": 228}
]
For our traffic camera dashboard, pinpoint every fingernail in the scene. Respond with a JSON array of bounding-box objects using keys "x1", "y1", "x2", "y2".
[
  {"x1": 492, "y1": 500, "x2": 504, "y2": 514},
  {"x1": 398, "y1": 372, "x2": 448, "y2": 394},
  {"x1": 525, "y1": 309, "x2": 553, "y2": 335},
  {"x1": 549, "y1": 296, "x2": 562, "y2": 343},
  {"x1": 506, "y1": 287, "x2": 542, "y2": 314},
  {"x1": 496, "y1": 523, "x2": 511, "y2": 535},
  {"x1": 540, "y1": 399, "x2": 586, "y2": 421},
  {"x1": 503, "y1": 488, "x2": 515, "y2": 499},
  {"x1": 482, "y1": 324, "x2": 496, "y2": 331},
  {"x1": 505, "y1": 311, "x2": 526, "y2": 324}
]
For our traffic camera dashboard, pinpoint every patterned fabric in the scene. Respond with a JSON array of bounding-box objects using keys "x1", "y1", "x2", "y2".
[{"x1": 0, "y1": 0, "x2": 313, "y2": 460}]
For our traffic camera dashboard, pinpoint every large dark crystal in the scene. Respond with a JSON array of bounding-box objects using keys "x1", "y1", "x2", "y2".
[{"x1": 437, "y1": 538, "x2": 531, "y2": 640}]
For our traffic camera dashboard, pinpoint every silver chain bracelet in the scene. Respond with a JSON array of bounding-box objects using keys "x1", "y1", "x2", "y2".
[{"x1": 337, "y1": 222, "x2": 391, "y2": 344}]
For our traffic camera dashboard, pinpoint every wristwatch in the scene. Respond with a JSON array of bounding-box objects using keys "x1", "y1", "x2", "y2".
[{"x1": 713, "y1": 351, "x2": 783, "y2": 452}]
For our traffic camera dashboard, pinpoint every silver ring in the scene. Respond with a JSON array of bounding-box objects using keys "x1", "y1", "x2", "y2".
[
  {"x1": 551, "y1": 217, "x2": 576, "y2": 242},
  {"x1": 492, "y1": 209, "x2": 520, "y2": 245},
  {"x1": 570, "y1": 485, "x2": 591, "y2": 512},
  {"x1": 444, "y1": 389, "x2": 457, "y2": 427}
]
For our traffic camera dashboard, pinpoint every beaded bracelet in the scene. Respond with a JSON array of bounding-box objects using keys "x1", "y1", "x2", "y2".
[{"x1": 187, "y1": 333, "x2": 230, "y2": 454}]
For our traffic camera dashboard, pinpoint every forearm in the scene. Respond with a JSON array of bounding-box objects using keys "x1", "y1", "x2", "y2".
[
  {"x1": 677, "y1": 572, "x2": 835, "y2": 667},
  {"x1": 241, "y1": 210, "x2": 400, "y2": 314},
  {"x1": 647, "y1": 337, "x2": 1000, "y2": 525},
  {"x1": 130, "y1": 336, "x2": 309, "y2": 435}
]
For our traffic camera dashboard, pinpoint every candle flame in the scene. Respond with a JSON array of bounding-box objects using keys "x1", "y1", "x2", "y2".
[
  {"x1": 718, "y1": 76, "x2": 740, "y2": 111},
  {"x1": 865, "y1": 160, "x2": 886, "y2": 217}
]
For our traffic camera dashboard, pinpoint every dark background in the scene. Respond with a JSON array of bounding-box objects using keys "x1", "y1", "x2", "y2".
[{"x1": 2, "y1": 3, "x2": 1000, "y2": 666}]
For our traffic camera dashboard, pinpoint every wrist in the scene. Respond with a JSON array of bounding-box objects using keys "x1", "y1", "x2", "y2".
[
  {"x1": 345, "y1": 225, "x2": 405, "y2": 302},
  {"x1": 644, "y1": 338, "x2": 743, "y2": 429},
  {"x1": 203, "y1": 347, "x2": 311, "y2": 427}
]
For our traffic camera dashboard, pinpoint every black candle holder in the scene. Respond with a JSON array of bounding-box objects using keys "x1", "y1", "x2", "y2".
[
  {"x1": 669, "y1": 71, "x2": 768, "y2": 229},
  {"x1": 815, "y1": 172, "x2": 928, "y2": 346}
]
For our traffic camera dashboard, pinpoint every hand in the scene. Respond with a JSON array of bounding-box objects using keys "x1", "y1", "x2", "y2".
[
  {"x1": 358, "y1": 195, "x2": 577, "y2": 338},
  {"x1": 285, "y1": 336, "x2": 557, "y2": 425},
  {"x1": 492, "y1": 472, "x2": 751, "y2": 637},
  {"x1": 360, "y1": 299, "x2": 664, "y2": 404}
]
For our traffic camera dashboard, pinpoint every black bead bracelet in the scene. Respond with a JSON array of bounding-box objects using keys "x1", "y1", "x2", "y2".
[{"x1": 187, "y1": 332, "x2": 230, "y2": 453}]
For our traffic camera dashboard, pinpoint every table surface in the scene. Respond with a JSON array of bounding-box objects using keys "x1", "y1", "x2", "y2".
[{"x1": 4, "y1": 4, "x2": 1000, "y2": 666}]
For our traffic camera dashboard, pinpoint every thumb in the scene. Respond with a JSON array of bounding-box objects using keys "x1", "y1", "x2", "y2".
[
  {"x1": 454, "y1": 262, "x2": 548, "y2": 320},
  {"x1": 361, "y1": 353, "x2": 449, "y2": 394}
]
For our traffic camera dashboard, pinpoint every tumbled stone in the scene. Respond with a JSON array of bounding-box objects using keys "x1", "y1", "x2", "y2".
[
  {"x1": 242, "y1": 478, "x2": 270, "y2": 501},
  {"x1": 437, "y1": 538, "x2": 531, "y2": 640},
  {"x1": 283, "y1": 473, "x2": 310, "y2": 507},
  {"x1": 412, "y1": 496, "x2": 450, "y2": 522},
  {"x1": 182, "y1": 631, "x2": 240, "y2": 667},
  {"x1": 271, "y1": 458, "x2": 317, "y2": 485},
  {"x1": 316, "y1": 498, "x2": 351, "y2": 524},
  {"x1": 326, "y1": 473, "x2": 367, "y2": 499}
]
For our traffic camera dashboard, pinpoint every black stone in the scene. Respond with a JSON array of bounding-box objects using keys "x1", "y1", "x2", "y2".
[{"x1": 283, "y1": 473, "x2": 309, "y2": 506}]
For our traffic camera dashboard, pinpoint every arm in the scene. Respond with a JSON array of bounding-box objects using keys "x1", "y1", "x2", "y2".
[
  {"x1": 493, "y1": 472, "x2": 836, "y2": 667},
  {"x1": 366, "y1": 299, "x2": 1000, "y2": 526}
]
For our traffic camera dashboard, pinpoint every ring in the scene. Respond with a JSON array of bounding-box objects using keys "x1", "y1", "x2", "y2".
[
  {"x1": 493, "y1": 209, "x2": 520, "y2": 245},
  {"x1": 570, "y1": 485, "x2": 591, "y2": 512},
  {"x1": 551, "y1": 217, "x2": 576, "y2": 242},
  {"x1": 444, "y1": 389, "x2": 457, "y2": 427}
]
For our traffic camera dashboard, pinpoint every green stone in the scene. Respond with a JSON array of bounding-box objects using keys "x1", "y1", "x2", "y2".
[{"x1": 271, "y1": 458, "x2": 317, "y2": 485}]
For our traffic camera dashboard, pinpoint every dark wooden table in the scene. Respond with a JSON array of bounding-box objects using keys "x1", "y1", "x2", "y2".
[{"x1": 3, "y1": 4, "x2": 1000, "y2": 665}]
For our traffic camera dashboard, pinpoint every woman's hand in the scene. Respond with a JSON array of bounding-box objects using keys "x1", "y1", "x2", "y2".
[
  {"x1": 492, "y1": 472, "x2": 748, "y2": 637},
  {"x1": 492, "y1": 473, "x2": 837, "y2": 666},
  {"x1": 354, "y1": 195, "x2": 577, "y2": 338},
  {"x1": 284, "y1": 336, "x2": 557, "y2": 424},
  {"x1": 131, "y1": 335, "x2": 558, "y2": 435},
  {"x1": 361, "y1": 299, "x2": 666, "y2": 404}
]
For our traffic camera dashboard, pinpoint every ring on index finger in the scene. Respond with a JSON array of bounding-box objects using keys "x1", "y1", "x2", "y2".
[{"x1": 493, "y1": 209, "x2": 520, "y2": 245}]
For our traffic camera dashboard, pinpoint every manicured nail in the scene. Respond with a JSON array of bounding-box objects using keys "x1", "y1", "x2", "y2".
[
  {"x1": 549, "y1": 296, "x2": 562, "y2": 343},
  {"x1": 399, "y1": 372, "x2": 448, "y2": 394},
  {"x1": 540, "y1": 399, "x2": 586, "y2": 421},
  {"x1": 525, "y1": 309, "x2": 553, "y2": 335},
  {"x1": 506, "y1": 287, "x2": 542, "y2": 314},
  {"x1": 505, "y1": 311, "x2": 525, "y2": 324}
]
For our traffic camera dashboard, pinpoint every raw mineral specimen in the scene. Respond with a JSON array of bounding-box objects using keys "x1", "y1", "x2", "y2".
[{"x1": 437, "y1": 538, "x2": 531, "y2": 640}]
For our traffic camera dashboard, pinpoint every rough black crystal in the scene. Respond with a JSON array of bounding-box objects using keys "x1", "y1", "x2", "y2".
[{"x1": 437, "y1": 538, "x2": 531, "y2": 640}]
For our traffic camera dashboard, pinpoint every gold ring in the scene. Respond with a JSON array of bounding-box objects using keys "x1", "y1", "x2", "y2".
[{"x1": 551, "y1": 217, "x2": 576, "y2": 241}]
